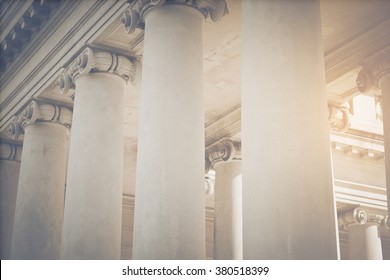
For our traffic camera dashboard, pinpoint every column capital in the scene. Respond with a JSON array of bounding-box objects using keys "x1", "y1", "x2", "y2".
[
  {"x1": 338, "y1": 207, "x2": 388, "y2": 231},
  {"x1": 328, "y1": 102, "x2": 350, "y2": 132},
  {"x1": 206, "y1": 138, "x2": 241, "y2": 168},
  {"x1": 0, "y1": 140, "x2": 22, "y2": 162},
  {"x1": 356, "y1": 57, "x2": 390, "y2": 93},
  {"x1": 121, "y1": 0, "x2": 228, "y2": 34},
  {"x1": 8, "y1": 100, "x2": 72, "y2": 139},
  {"x1": 57, "y1": 47, "x2": 141, "y2": 95}
]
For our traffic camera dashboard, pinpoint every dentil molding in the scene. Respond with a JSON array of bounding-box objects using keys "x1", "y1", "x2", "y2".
[
  {"x1": 8, "y1": 100, "x2": 72, "y2": 139},
  {"x1": 57, "y1": 47, "x2": 141, "y2": 96},
  {"x1": 121, "y1": 0, "x2": 228, "y2": 34}
]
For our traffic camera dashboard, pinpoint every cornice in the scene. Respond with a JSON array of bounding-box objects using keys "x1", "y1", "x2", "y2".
[
  {"x1": 0, "y1": 0, "x2": 129, "y2": 132},
  {"x1": 8, "y1": 100, "x2": 72, "y2": 140},
  {"x1": 0, "y1": 0, "x2": 61, "y2": 73},
  {"x1": 121, "y1": 0, "x2": 228, "y2": 34},
  {"x1": 0, "y1": 140, "x2": 22, "y2": 162},
  {"x1": 57, "y1": 46, "x2": 141, "y2": 96}
]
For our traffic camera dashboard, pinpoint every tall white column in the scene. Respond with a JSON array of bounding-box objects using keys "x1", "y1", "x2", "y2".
[
  {"x1": 339, "y1": 208, "x2": 386, "y2": 259},
  {"x1": 356, "y1": 57, "x2": 390, "y2": 220},
  {"x1": 121, "y1": 0, "x2": 227, "y2": 259},
  {"x1": 9, "y1": 101, "x2": 72, "y2": 259},
  {"x1": 0, "y1": 140, "x2": 22, "y2": 259},
  {"x1": 242, "y1": 0, "x2": 339, "y2": 259},
  {"x1": 207, "y1": 139, "x2": 242, "y2": 260},
  {"x1": 58, "y1": 47, "x2": 139, "y2": 259}
]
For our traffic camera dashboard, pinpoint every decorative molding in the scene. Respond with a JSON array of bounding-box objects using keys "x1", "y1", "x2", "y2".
[
  {"x1": 206, "y1": 138, "x2": 241, "y2": 168},
  {"x1": 328, "y1": 103, "x2": 350, "y2": 132},
  {"x1": 0, "y1": 0, "x2": 61, "y2": 73},
  {"x1": 357, "y1": 57, "x2": 390, "y2": 93},
  {"x1": 57, "y1": 47, "x2": 140, "y2": 96},
  {"x1": 338, "y1": 207, "x2": 388, "y2": 231},
  {"x1": 8, "y1": 100, "x2": 72, "y2": 139},
  {"x1": 0, "y1": 140, "x2": 22, "y2": 162},
  {"x1": 121, "y1": 0, "x2": 228, "y2": 34}
]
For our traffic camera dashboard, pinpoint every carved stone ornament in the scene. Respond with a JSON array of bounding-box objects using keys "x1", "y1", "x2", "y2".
[
  {"x1": 328, "y1": 103, "x2": 350, "y2": 132},
  {"x1": 206, "y1": 138, "x2": 241, "y2": 168},
  {"x1": 8, "y1": 100, "x2": 72, "y2": 139},
  {"x1": 0, "y1": 140, "x2": 22, "y2": 162},
  {"x1": 57, "y1": 47, "x2": 141, "y2": 95},
  {"x1": 356, "y1": 57, "x2": 390, "y2": 93},
  {"x1": 121, "y1": 0, "x2": 228, "y2": 34},
  {"x1": 338, "y1": 207, "x2": 388, "y2": 231}
]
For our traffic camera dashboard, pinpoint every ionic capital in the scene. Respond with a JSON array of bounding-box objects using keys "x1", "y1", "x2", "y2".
[
  {"x1": 8, "y1": 100, "x2": 72, "y2": 139},
  {"x1": 328, "y1": 102, "x2": 350, "y2": 132},
  {"x1": 338, "y1": 207, "x2": 388, "y2": 231},
  {"x1": 206, "y1": 138, "x2": 241, "y2": 169},
  {"x1": 121, "y1": 0, "x2": 228, "y2": 34},
  {"x1": 356, "y1": 57, "x2": 390, "y2": 93},
  {"x1": 57, "y1": 47, "x2": 141, "y2": 95},
  {"x1": 0, "y1": 140, "x2": 22, "y2": 162}
]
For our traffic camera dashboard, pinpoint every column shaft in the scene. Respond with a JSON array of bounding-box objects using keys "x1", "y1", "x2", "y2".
[
  {"x1": 349, "y1": 224, "x2": 383, "y2": 260},
  {"x1": 382, "y1": 78, "x2": 390, "y2": 219},
  {"x1": 11, "y1": 120, "x2": 70, "y2": 259},
  {"x1": 0, "y1": 141, "x2": 22, "y2": 259},
  {"x1": 214, "y1": 160, "x2": 242, "y2": 260},
  {"x1": 133, "y1": 5, "x2": 205, "y2": 259},
  {"x1": 61, "y1": 73, "x2": 124, "y2": 259},
  {"x1": 242, "y1": 0, "x2": 338, "y2": 259}
]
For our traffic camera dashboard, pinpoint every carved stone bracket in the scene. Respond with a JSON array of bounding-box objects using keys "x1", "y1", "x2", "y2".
[
  {"x1": 0, "y1": 140, "x2": 22, "y2": 162},
  {"x1": 206, "y1": 138, "x2": 241, "y2": 169},
  {"x1": 57, "y1": 47, "x2": 141, "y2": 95},
  {"x1": 121, "y1": 0, "x2": 228, "y2": 34},
  {"x1": 338, "y1": 207, "x2": 388, "y2": 231},
  {"x1": 356, "y1": 57, "x2": 390, "y2": 93},
  {"x1": 8, "y1": 100, "x2": 72, "y2": 139},
  {"x1": 328, "y1": 102, "x2": 350, "y2": 132}
]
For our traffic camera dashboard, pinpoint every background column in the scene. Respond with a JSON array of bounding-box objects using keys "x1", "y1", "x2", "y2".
[
  {"x1": 242, "y1": 0, "x2": 339, "y2": 259},
  {"x1": 207, "y1": 138, "x2": 242, "y2": 260},
  {"x1": 121, "y1": 0, "x2": 227, "y2": 259},
  {"x1": 0, "y1": 140, "x2": 22, "y2": 259},
  {"x1": 356, "y1": 57, "x2": 390, "y2": 220},
  {"x1": 339, "y1": 208, "x2": 386, "y2": 259},
  {"x1": 9, "y1": 100, "x2": 72, "y2": 259},
  {"x1": 59, "y1": 47, "x2": 139, "y2": 259}
]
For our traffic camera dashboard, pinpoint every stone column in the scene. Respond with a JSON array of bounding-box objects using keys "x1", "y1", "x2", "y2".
[
  {"x1": 0, "y1": 140, "x2": 22, "y2": 259},
  {"x1": 356, "y1": 57, "x2": 390, "y2": 219},
  {"x1": 9, "y1": 100, "x2": 72, "y2": 259},
  {"x1": 242, "y1": 0, "x2": 339, "y2": 259},
  {"x1": 207, "y1": 138, "x2": 242, "y2": 260},
  {"x1": 121, "y1": 0, "x2": 227, "y2": 259},
  {"x1": 58, "y1": 47, "x2": 139, "y2": 259},
  {"x1": 339, "y1": 208, "x2": 387, "y2": 259}
]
